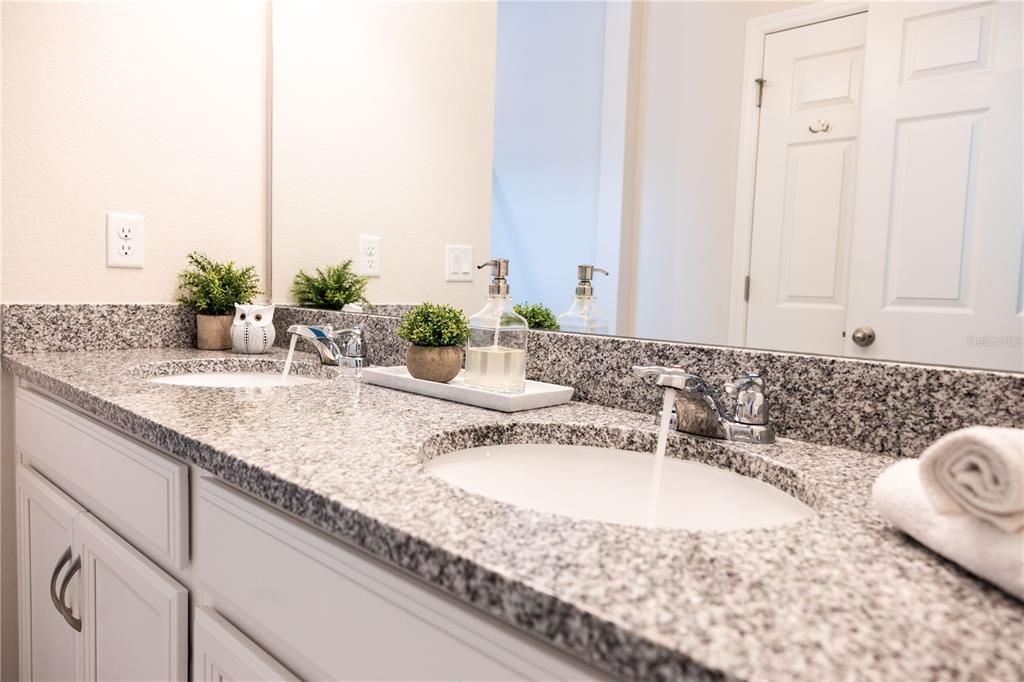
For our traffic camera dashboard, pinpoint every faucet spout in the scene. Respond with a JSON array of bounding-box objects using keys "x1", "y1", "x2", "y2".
[
  {"x1": 633, "y1": 365, "x2": 775, "y2": 444},
  {"x1": 287, "y1": 324, "x2": 367, "y2": 368}
]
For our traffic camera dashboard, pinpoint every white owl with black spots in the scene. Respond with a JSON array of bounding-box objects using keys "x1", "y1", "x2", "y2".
[{"x1": 230, "y1": 304, "x2": 276, "y2": 354}]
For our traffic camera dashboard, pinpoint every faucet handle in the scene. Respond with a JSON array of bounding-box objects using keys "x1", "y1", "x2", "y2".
[
  {"x1": 724, "y1": 373, "x2": 769, "y2": 425},
  {"x1": 632, "y1": 365, "x2": 702, "y2": 390}
]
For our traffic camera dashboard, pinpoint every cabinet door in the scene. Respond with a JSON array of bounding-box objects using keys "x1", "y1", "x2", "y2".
[
  {"x1": 194, "y1": 607, "x2": 299, "y2": 682},
  {"x1": 15, "y1": 465, "x2": 84, "y2": 682},
  {"x1": 74, "y1": 512, "x2": 188, "y2": 682}
]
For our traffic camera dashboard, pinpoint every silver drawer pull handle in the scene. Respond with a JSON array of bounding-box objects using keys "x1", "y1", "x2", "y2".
[
  {"x1": 57, "y1": 555, "x2": 82, "y2": 632},
  {"x1": 809, "y1": 119, "x2": 831, "y2": 133},
  {"x1": 49, "y1": 547, "x2": 72, "y2": 620}
]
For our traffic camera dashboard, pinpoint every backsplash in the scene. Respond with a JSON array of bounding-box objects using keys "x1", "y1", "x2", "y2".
[
  {"x1": 2, "y1": 304, "x2": 1021, "y2": 457},
  {"x1": 1, "y1": 304, "x2": 196, "y2": 352}
]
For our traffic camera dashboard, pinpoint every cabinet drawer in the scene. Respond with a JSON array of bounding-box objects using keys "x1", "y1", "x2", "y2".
[
  {"x1": 194, "y1": 607, "x2": 298, "y2": 682},
  {"x1": 15, "y1": 385, "x2": 189, "y2": 570},
  {"x1": 197, "y1": 477, "x2": 603, "y2": 681}
]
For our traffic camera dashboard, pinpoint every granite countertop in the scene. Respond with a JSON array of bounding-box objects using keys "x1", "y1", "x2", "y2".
[{"x1": 3, "y1": 348, "x2": 1022, "y2": 681}]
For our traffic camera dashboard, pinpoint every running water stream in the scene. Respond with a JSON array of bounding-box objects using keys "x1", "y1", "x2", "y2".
[
  {"x1": 645, "y1": 387, "x2": 677, "y2": 527},
  {"x1": 281, "y1": 335, "x2": 299, "y2": 382}
]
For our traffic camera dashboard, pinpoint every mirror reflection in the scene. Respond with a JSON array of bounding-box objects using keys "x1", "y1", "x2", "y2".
[{"x1": 272, "y1": 1, "x2": 1023, "y2": 372}]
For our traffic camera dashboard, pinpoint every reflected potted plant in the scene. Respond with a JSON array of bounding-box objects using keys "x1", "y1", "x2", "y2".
[
  {"x1": 292, "y1": 260, "x2": 369, "y2": 310},
  {"x1": 396, "y1": 303, "x2": 469, "y2": 383},
  {"x1": 513, "y1": 302, "x2": 559, "y2": 331},
  {"x1": 177, "y1": 252, "x2": 262, "y2": 350}
]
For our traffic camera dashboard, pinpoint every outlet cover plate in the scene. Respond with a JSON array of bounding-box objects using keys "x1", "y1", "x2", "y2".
[
  {"x1": 358, "y1": 234, "x2": 381, "y2": 277},
  {"x1": 106, "y1": 212, "x2": 144, "y2": 269}
]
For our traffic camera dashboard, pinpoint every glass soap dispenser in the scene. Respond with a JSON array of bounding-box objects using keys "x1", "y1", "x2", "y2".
[
  {"x1": 557, "y1": 264, "x2": 610, "y2": 334},
  {"x1": 465, "y1": 258, "x2": 529, "y2": 394}
]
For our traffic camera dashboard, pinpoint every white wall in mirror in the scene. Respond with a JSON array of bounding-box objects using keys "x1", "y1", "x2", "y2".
[
  {"x1": 271, "y1": 0, "x2": 495, "y2": 312},
  {"x1": 627, "y1": 0, "x2": 805, "y2": 344},
  {"x1": 491, "y1": 1, "x2": 610, "y2": 316},
  {"x1": 271, "y1": 0, "x2": 1023, "y2": 372}
]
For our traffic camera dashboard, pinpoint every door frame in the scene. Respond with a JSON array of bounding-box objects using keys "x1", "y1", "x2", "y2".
[{"x1": 726, "y1": 0, "x2": 869, "y2": 346}]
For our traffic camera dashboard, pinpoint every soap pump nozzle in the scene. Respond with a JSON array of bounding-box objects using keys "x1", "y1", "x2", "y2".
[
  {"x1": 575, "y1": 264, "x2": 609, "y2": 297},
  {"x1": 478, "y1": 258, "x2": 511, "y2": 296}
]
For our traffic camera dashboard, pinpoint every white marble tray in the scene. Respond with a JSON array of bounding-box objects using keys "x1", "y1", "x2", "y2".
[{"x1": 360, "y1": 367, "x2": 574, "y2": 412}]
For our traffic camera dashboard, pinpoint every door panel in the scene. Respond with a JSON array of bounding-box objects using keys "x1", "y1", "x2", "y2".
[
  {"x1": 884, "y1": 110, "x2": 983, "y2": 306},
  {"x1": 75, "y1": 513, "x2": 188, "y2": 682},
  {"x1": 15, "y1": 465, "x2": 84, "y2": 682},
  {"x1": 746, "y1": 12, "x2": 867, "y2": 354},
  {"x1": 845, "y1": 0, "x2": 1022, "y2": 370}
]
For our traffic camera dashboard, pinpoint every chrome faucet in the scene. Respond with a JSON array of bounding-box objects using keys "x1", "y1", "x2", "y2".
[
  {"x1": 632, "y1": 366, "x2": 775, "y2": 444},
  {"x1": 287, "y1": 325, "x2": 367, "y2": 369}
]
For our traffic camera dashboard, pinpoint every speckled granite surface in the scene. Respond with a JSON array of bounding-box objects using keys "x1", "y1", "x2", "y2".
[
  {"x1": 4, "y1": 304, "x2": 1022, "y2": 458},
  {"x1": 525, "y1": 332, "x2": 1024, "y2": 457},
  {"x1": 269, "y1": 306, "x2": 1024, "y2": 457},
  {"x1": 2, "y1": 304, "x2": 196, "y2": 352},
  {"x1": 3, "y1": 347, "x2": 1022, "y2": 681}
]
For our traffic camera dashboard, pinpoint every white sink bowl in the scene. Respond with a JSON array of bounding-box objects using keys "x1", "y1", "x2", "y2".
[
  {"x1": 425, "y1": 443, "x2": 815, "y2": 531},
  {"x1": 137, "y1": 358, "x2": 336, "y2": 389},
  {"x1": 148, "y1": 372, "x2": 322, "y2": 388}
]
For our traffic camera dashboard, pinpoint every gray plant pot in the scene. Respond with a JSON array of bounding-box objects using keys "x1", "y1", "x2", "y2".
[
  {"x1": 406, "y1": 345, "x2": 463, "y2": 383},
  {"x1": 196, "y1": 314, "x2": 233, "y2": 350}
]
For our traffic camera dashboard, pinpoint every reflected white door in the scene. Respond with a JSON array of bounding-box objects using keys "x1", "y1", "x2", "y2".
[
  {"x1": 746, "y1": 13, "x2": 867, "y2": 355},
  {"x1": 845, "y1": 1, "x2": 1023, "y2": 371}
]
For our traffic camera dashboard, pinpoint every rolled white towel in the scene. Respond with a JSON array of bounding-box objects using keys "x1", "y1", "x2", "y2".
[
  {"x1": 873, "y1": 458, "x2": 1024, "y2": 601},
  {"x1": 918, "y1": 426, "x2": 1024, "y2": 533}
]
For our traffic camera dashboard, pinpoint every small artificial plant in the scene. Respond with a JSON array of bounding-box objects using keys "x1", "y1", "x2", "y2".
[
  {"x1": 514, "y1": 302, "x2": 559, "y2": 331},
  {"x1": 176, "y1": 251, "x2": 261, "y2": 316},
  {"x1": 292, "y1": 261, "x2": 369, "y2": 310},
  {"x1": 396, "y1": 303, "x2": 470, "y2": 347}
]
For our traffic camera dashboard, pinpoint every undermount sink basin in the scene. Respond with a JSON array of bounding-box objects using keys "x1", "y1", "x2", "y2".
[
  {"x1": 148, "y1": 372, "x2": 321, "y2": 388},
  {"x1": 136, "y1": 358, "x2": 336, "y2": 389},
  {"x1": 425, "y1": 443, "x2": 815, "y2": 531}
]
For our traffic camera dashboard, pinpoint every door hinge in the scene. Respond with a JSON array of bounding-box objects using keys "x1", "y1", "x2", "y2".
[
  {"x1": 744, "y1": 275, "x2": 751, "y2": 301},
  {"x1": 755, "y1": 78, "x2": 766, "y2": 108}
]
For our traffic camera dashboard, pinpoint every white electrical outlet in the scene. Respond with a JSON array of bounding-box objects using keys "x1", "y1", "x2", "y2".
[
  {"x1": 445, "y1": 245, "x2": 474, "y2": 282},
  {"x1": 106, "y1": 212, "x2": 144, "y2": 268},
  {"x1": 358, "y1": 235, "x2": 381, "y2": 277}
]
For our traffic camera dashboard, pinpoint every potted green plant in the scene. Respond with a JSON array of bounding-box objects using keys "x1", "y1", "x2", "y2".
[
  {"x1": 177, "y1": 252, "x2": 262, "y2": 350},
  {"x1": 513, "y1": 302, "x2": 559, "y2": 331},
  {"x1": 292, "y1": 261, "x2": 369, "y2": 310},
  {"x1": 396, "y1": 303, "x2": 470, "y2": 383}
]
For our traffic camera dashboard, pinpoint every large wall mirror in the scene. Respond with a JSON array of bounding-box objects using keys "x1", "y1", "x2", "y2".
[{"x1": 271, "y1": 0, "x2": 1023, "y2": 373}]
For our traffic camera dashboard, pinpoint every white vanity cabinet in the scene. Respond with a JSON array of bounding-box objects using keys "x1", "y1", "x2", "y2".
[
  {"x1": 16, "y1": 465, "x2": 188, "y2": 681},
  {"x1": 11, "y1": 382, "x2": 603, "y2": 682}
]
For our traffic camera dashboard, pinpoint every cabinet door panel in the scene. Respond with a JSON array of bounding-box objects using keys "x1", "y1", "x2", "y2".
[
  {"x1": 75, "y1": 512, "x2": 188, "y2": 682},
  {"x1": 194, "y1": 607, "x2": 299, "y2": 682},
  {"x1": 15, "y1": 465, "x2": 84, "y2": 682}
]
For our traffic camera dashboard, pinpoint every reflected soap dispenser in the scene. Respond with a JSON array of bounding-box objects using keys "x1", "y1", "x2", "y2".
[
  {"x1": 465, "y1": 259, "x2": 529, "y2": 394},
  {"x1": 557, "y1": 265, "x2": 610, "y2": 334}
]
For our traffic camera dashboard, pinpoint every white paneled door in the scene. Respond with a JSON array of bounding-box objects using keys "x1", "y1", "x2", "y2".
[
  {"x1": 746, "y1": 12, "x2": 868, "y2": 355},
  {"x1": 845, "y1": 1, "x2": 1023, "y2": 371},
  {"x1": 75, "y1": 512, "x2": 188, "y2": 682},
  {"x1": 16, "y1": 466, "x2": 83, "y2": 682}
]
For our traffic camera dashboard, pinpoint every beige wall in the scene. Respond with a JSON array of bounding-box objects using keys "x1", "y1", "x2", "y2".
[
  {"x1": 629, "y1": 1, "x2": 804, "y2": 344},
  {"x1": 2, "y1": 1, "x2": 269, "y2": 303},
  {"x1": 271, "y1": 0, "x2": 495, "y2": 312}
]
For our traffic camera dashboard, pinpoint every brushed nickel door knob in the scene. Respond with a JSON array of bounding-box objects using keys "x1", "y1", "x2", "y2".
[{"x1": 852, "y1": 326, "x2": 876, "y2": 347}]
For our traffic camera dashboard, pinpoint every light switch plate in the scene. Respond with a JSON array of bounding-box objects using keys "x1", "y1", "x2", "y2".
[
  {"x1": 106, "y1": 212, "x2": 144, "y2": 268},
  {"x1": 445, "y1": 245, "x2": 473, "y2": 282}
]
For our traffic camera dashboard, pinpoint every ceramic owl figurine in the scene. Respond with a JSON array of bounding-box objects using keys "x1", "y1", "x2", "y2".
[{"x1": 230, "y1": 304, "x2": 276, "y2": 354}]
